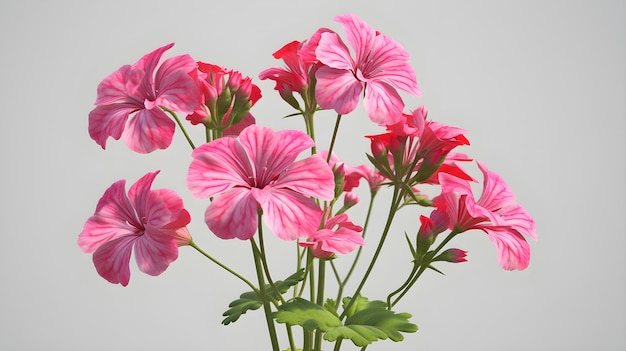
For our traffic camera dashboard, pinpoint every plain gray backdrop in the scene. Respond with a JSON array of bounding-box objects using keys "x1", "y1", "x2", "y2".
[{"x1": 1, "y1": 0, "x2": 624, "y2": 350}]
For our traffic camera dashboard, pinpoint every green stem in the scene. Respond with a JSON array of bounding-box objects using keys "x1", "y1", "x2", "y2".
[
  {"x1": 390, "y1": 230, "x2": 461, "y2": 307},
  {"x1": 306, "y1": 109, "x2": 317, "y2": 155},
  {"x1": 335, "y1": 191, "x2": 377, "y2": 303},
  {"x1": 162, "y1": 107, "x2": 196, "y2": 150},
  {"x1": 313, "y1": 259, "x2": 326, "y2": 351},
  {"x1": 339, "y1": 186, "x2": 404, "y2": 319},
  {"x1": 303, "y1": 329, "x2": 313, "y2": 351},
  {"x1": 332, "y1": 338, "x2": 343, "y2": 351},
  {"x1": 326, "y1": 114, "x2": 342, "y2": 162},
  {"x1": 188, "y1": 240, "x2": 259, "y2": 295},
  {"x1": 251, "y1": 240, "x2": 280, "y2": 351},
  {"x1": 253, "y1": 222, "x2": 286, "y2": 304}
]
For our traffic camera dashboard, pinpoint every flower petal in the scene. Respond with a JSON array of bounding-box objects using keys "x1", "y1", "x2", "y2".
[
  {"x1": 88, "y1": 103, "x2": 138, "y2": 150},
  {"x1": 133, "y1": 230, "x2": 179, "y2": 276},
  {"x1": 206, "y1": 188, "x2": 258, "y2": 240},
  {"x1": 315, "y1": 66, "x2": 362, "y2": 115},
  {"x1": 316, "y1": 32, "x2": 354, "y2": 70},
  {"x1": 94, "y1": 65, "x2": 142, "y2": 105},
  {"x1": 274, "y1": 155, "x2": 334, "y2": 200},
  {"x1": 238, "y1": 125, "x2": 314, "y2": 186},
  {"x1": 256, "y1": 188, "x2": 322, "y2": 240},
  {"x1": 155, "y1": 68, "x2": 201, "y2": 114},
  {"x1": 92, "y1": 235, "x2": 137, "y2": 286},
  {"x1": 78, "y1": 179, "x2": 139, "y2": 253},
  {"x1": 483, "y1": 227, "x2": 531, "y2": 270},
  {"x1": 187, "y1": 137, "x2": 253, "y2": 199},
  {"x1": 362, "y1": 81, "x2": 404, "y2": 125},
  {"x1": 122, "y1": 107, "x2": 175, "y2": 153},
  {"x1": 334, "y1": 14, "x2": 375, "y2": 65}
]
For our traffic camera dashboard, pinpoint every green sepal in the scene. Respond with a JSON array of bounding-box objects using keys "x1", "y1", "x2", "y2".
[{"x1": 221, "y1": 269, "x2": 305, "y2": 325}]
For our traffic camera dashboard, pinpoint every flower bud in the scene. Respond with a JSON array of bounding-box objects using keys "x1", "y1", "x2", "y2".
[{"x1": 434, "y1": 248, "x2": 468, "y2": 263}]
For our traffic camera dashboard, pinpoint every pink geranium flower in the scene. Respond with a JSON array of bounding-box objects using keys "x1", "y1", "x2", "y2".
[
  {"x1": 433, "y1": 162, "x2": 537, "y2": 270},
  {"x1": 299, "y1": 212, "x2": 364, "y2": 258},
  {"x1": 89, "y1": 43, "x2": 201, "y2": 153},
  {"x1": 315, "y1": 14, "x2": 420, "y2": 124},
  {"x1": 77, "y1": 171, "x2": 192, "y2": 286},
  {"x1": 187, "y1": 125, "x2": 335, "y2": 240},
  {"x1": 259, "y1": 28, "x2": 331, "y2": 108}
]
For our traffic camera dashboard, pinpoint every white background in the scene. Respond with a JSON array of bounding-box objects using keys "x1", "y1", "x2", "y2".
[{"x1": 1, "y1": 1, "x2": 624, "y2": 350}]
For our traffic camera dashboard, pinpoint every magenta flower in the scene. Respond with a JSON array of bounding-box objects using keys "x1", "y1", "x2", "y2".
[
  {"x1": 89, "y1": 43, "x2": 201, "y2": 153},
  {"x1": 77, "y1": 171, "x2": 192, "y2": 286},
  {"x1": 187, "y1": 125, "x2": 335, "y2": 240},
  {"x1": 259, "y1": 28, "x2": 331, "y2": 107},
  {"x1": 299, "y1": 212, "x2": 364, "y2": 258},
  {"x1": 433, "y1": 162, "x2": 537, "y2": 270},
  {"x1": 315, "y1": 14, "x2": 420, "y2": 124}
]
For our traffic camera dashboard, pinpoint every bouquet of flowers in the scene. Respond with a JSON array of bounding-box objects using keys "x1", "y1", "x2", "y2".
[{"x1": 78, "y1": 14, "x2": 536, "y2": 351}]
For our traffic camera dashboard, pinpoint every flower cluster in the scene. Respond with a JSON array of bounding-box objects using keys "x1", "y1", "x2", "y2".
[{"x1": 79, "y1": 14, "x2": 536, "y2": 350}]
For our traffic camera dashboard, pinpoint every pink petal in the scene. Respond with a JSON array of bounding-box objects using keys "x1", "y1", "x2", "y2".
[
  {"x1": 206, "y1": 188, "x2": 258, "y2": 240},
  {"x1": 154, "y1": 69, "x2": 201, "y2": 114},
  {"x1": 316, "y1": 32, "x2": 354, "y2": 70},
  {"x1": 366, "y1": 34, "x2": 420, "y2": 96},
  {"x1": 483, "y1": 227, "x2": 531, "y2": 270},
  {"x1": 122, "y1": 107, "x2": 176, "y2": 153},
  {"x1": 318, "y1": 228, "x2": 365, "y2": 254},
  {"x1": 94, "y1": 65, "x2": 141, "y2": 105},
  {"x1": 127, "y1": 171, "x2": 159, "y2": 218},
  {"x1": 88, "y1": 103, "x2": 138, "y2": 150},
  {"x1": 133, "y1": 43, "x2": 175, "y2": 89},
  {"x1": 274, "y1": 155, "x2": 335, "y2": 200},
  {"x1": 334, "y1": 14, "x2": 375, "y2": 65},
  {"x1": 238, "y1": 126, "x2": 314, "y2": 185},
  {"x1": 187, "y1": 137, "x2": 253, "y2": 199},
  {"x1": 315, "y1": 66, "x2": 362, "y2": 114},
  {"x1": 92, "y1": 235, "x2": 137, "y2": 286},
  {"x1": 362, "y1": 81, "x2": 404, "y2": 124},
  {"x1": 155, "y1": 54, "x2": 198, "y2": 87},
  {"x1": 78, "y1": 180, "x2": 139, "y2": 253},
  {"x1": 476, "y1": 162, "x2": 517, "y2": 212},
  {"x1": 255, "y1": 188, "x2": 322, "y2": 241},
  {"x1": 153, "y1": 188, "x2": 192, "y2": 230},
  {"x1": 223, "y1": 114, "x2": 256, "y2": 136},
  {"x1": 133, "y1": 230, "x2": 179, "y2": 276}
]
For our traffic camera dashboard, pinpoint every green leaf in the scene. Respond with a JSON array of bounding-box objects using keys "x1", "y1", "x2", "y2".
[
  {"x1": 274, "y1": 298, "x2": 342, "y2": 331},
  {"x1": 221, "y1": 269, "x2": 305, "y2": 325},
  {"x1": 324, "y1": 298, "x2": 338, "y2": 317},
  {"x1": 324, "y1": 296, "x2": 418, "y2": 347}
]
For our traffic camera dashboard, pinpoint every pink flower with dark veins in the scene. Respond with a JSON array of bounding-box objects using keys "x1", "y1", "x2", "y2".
[
  {"x1": 78, "y1": 171, "x2": 191, "y2": 286},
  {"x1": 187, "y1": 125, "x2": 335, "y2": 240},
  {"x1": 433, "y1": 162, "x2": 537, "y2": 270},
  {"x1": 89, "y1": 43, "x2": 201, "y2": 153},
  {"x1": 299, "y1": 212, "x2": 364, "y2": 258},
  {"x1": 315, "y1": 14, "x2": 420, "y2": 124}
]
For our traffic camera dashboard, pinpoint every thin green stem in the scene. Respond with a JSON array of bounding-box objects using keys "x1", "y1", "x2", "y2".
[
  {"x1": 162, "y1": 107, "x2": 195, "y2": 150},
  {"x1": 303, "y1": 329, "x2": 313, "y2": 351},
  {"x1": 253, "y1": 222, "x2": 286, "y2": 304},
  {"x1": 326, "y1": 114, "x2": 342, "y2": 163},
  {"x1": 339, "y1": 186, "x2": 404, "y2": 320},
  {"x1": 390, "y1": 230, "x2": 461, "y2": 307},
  {"x1": 188, "y1": 240, "x2": 258, "y2": 295},
  {"x1": 313, "y1": 260, "x2": 326, "y2": 351},
  {"x1": 332, "y1": 338, "x2": 343, "y2": 351},
  {"x1": 386, "y1": 263, "x2": 419, "y2": 308},
  {"x1": 251, "y1": 240, "x2": 280, "y2": 351},
  {"x1": 335, "y1": 191, "x2": 377, "y2": 303}
]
